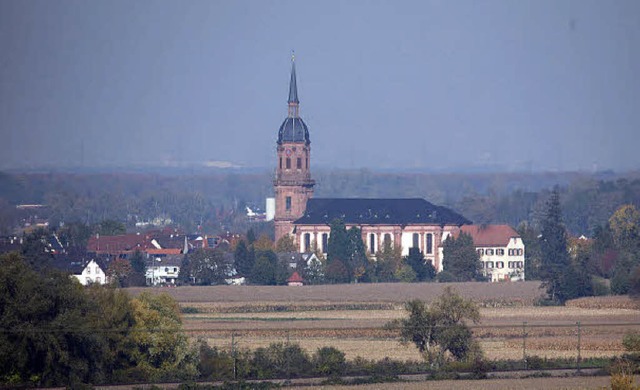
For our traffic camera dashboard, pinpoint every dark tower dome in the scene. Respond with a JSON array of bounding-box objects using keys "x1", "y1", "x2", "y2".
[
  {"x1": 278, "y1": 117, "x2": 309, "y2": 144},
  {"x1": 277, "y1": 55, "x2": 310, "y2": 145}
]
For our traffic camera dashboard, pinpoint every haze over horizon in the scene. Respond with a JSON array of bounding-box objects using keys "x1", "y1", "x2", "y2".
[{"x1": 1, "y1": 0, "x2": 639, "y2": 173}]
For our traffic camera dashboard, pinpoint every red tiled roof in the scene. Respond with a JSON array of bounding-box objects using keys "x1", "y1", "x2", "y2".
[
  {"x1": 455, "y1": 225, "x2": 519, "y2": 247},
  {"x1": 87, "y1": 234, "x2": 152, "y2": 253},
  {"x1": 287, "y1": 271, "x2": 304, "y2": 283},
  {"x1": 145, "y1": 248, "x2": 182, "y2": 255}
]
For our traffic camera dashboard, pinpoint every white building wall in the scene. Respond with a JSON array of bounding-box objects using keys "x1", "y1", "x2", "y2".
[
  {"x1": 479, "y1": 237, "x2": 525, "y2": 282},
  {"x1": 74, "y1": 260, "x2": 107, "y2": 286},
  {"x1": 400, "y1": 232, "x2": 414, "y2": 256},
  {"x1": 145, "y1": 262, "x2": 181, "y2": 286}
]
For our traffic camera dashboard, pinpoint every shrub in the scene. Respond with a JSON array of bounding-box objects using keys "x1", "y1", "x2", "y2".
[
  {"x1": 591, "y1": 277, "x2": 611, "y2": 296},
  {"x1": 610, "y1": 361, "x2": 639, "y2": 390},
  {"x1": 313, "y1": 347, "x2": 346, "y2": 377},
  {"x1": 250, "y1": 343, "x2": 312, "y2": 379},
  {"x1": 623, "y1": 332, "x2": 640, "y2": 353}
]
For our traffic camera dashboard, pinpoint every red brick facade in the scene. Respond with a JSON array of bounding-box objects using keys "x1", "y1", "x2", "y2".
[{"x1": 274, "y1": 142, "x2": 314, "y2": 242}]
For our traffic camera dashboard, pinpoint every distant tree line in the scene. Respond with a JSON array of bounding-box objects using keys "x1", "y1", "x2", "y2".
[{"x1": 1, "y1": 170, "x2": 639, "y2": 236}]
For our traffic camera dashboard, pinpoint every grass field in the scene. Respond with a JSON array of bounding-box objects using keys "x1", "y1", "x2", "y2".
[{"x1": 128, "y1": 282, "x2": 640, "y2": 362}]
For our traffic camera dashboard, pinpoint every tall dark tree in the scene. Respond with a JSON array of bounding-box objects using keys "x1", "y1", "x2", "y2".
[
  {"x1": 327, "y1": 219, "x2": 350, "y2": 267},
  {"x1": 517, "y1": 222, "x2": 543, "y2": 280},
  {"x1": 127, "y1": 250, "x2": 147, "y2": 286},
  {"x1": 442, "y1": 232, "x2": 482, "y2": 282},
  {"x1": 405, "y1": 248, "x2": 436, "y2": 282},
  {"x1": 539, "y1": 188, "x2": 585, "y2": 303},
  {"x1": 20, "y1": 228, "x2": 53, "y2": 272},
  {"x1": 251, "y1": 250, "x2": 287, "y2": 285},
  {"x1": 346, "y1": 227, "x2": 370, "y2": 282},
  {"x1": 178, "y1": 254, "x2": 192, "y2": 285},
  {"x1": 234, "y1": 240, "x2": 254, "y2": 277},
  {"x1": 246, "y1": 228, "x2": 257, "y2": 245}
]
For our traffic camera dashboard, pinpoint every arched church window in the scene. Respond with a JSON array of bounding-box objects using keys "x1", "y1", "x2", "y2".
[
  {"x1": 369, "y1": 233, "x2": 376, "y2": 254},
  {"x1": 286, "y1": 158, "x2": 291, "y2": 169},
  {"x1": 426, "y1": 233, "x2": 433, "y2": 254},
  {"x1": 304, "y1": 233, "x2": 311, "y2": 252},
  {"x1": 297, "y1": 157, "x2": 302, "y2": 169},
  {"x1": 412, "y1": 233, "x2": 419, "y2": 249},
  {"x1": 279, "y1": 157, "x2": 282, "y2": 170},
  {"x1": 383, "y1": 233, "x2": 392, "y2": 245},
  {"x1": 321, "y1": 233, "x2": 328, "y2": 253},
  {"x1": 286, "y1": 196, "x2": 291, "y2": 211}
]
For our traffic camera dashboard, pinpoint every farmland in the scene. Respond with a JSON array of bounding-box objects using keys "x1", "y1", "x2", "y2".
[{"x1": 129, "y1": 282, "x2": 640, "y2": 362}]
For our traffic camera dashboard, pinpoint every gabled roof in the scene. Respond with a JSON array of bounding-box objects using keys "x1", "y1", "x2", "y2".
[
  {"x1": 147, "y1": 254, "x2": 183, "y2": 267},
  {"x1": 87, "y1": 233, "x2": 152, "y2": 253},
  {"x1": 294, "y1": 198, "x2": 470, "y2": 226},
  {"x1": 287, "y1": 271, "x2": 303, "y2": 283},
  {"x1": 455, "y1": 225, "x2": 519, "y2": 247}
]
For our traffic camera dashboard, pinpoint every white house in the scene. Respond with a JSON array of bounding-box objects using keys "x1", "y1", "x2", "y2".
[
  {"x1": 442, "y1": 225, "x2": 525, "y2": 282},
  {"x1": 72, "y1": 259, "x2": 108, "y2": 286},
  {"x1": 145, "y1": 254, "x2": 182, "y2": 286}
]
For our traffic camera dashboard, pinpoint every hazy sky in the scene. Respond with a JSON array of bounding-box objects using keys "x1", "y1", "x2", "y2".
[{"x1": 1, "y1": 0, "x2": 639, "y2": 172}]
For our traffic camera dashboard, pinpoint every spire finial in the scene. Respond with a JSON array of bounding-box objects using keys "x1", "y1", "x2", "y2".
[
  {"x1": 287, "y1": 52, "x2": 299, "y2": 107},
  {"x1": 291, "y1": 50, "x2": 295, "y2": 62}
]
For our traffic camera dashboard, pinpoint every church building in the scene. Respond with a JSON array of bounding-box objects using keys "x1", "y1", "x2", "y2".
[{"x1": 273, "y1": 57, "x2": 523, "y2": 277}]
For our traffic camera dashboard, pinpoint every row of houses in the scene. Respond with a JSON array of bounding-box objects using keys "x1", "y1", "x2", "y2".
[{"x1": 1, "y1": 223, "x2": 526, "y2": 285}]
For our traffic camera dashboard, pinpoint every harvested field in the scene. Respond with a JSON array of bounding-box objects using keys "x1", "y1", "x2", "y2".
[
  {"x1": 287, "y1": 375, "x2": 640, "y2": 390},
  {"x1": 125, "y1": 281, "x2": 545, "y2": 306},
  {"x1": 566, "y1": 295, "x2": 640, "y2": 310},
  {"x1": 128, "y1": 283, "x2": 640, "y2": 364}
]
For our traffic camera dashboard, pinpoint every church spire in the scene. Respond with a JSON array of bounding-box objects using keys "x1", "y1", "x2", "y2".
[{"x1": 287, "y1": 52, "x2": 299, "y2": 117}]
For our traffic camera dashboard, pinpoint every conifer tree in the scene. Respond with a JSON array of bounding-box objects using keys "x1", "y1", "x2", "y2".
[
  {"x1": 442, "y1": 232, "x2": 482, "y2": 281},
  {"x1": 539, "y1": 187, "x2": 580, "y2": 303}
]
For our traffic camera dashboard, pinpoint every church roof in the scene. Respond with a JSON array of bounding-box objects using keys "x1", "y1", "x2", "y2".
[
  {"x1": 278, "y1": 117, "x2": 310, "y2": 144},
  {"x1": 294, "y1": 198, "x2": 470, "y2": 226}
]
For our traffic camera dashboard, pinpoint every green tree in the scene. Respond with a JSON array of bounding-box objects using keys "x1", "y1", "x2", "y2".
[
  {"x1": 313, "y1": 347, "x2": 345, "y2": 376},
  {"x1": 539, "y1": 188, "x2": 586, "y2": 303},
  {"x1": 0, "y1": 253, "x2": 137, "y2": 386},
  {"x1": 246, "y1": 228, "x2": 257, "y2": 245},
  {"x1": 251, "y1": 250, "x2": 287, "y2": 285},
  {"x1": 127, "y1": 292, "x2": 198, "y2": 381},
  {"x1": 405, "y1": 248, "x2": 436, "y2": 282},
  {"x1": 178, "y1": 254, "x2": 192, "y2": 285},
  {"x1": 57, "y1": 222, "x2": 92, "y2": 248},
  {"x1": 609, "y1": 204, "x2": 640, "y2": 249},
  {"x1": 234, "y1": 240, "x2": 254, "y2": 277},
  {"x1": 442, "y1": 232, "x2": 482, "y2": 282},
  {"x1": 395, "y1": 263, "x2": 417, "y2": 282},
  {"x1": 303, "y1": 256, "x2": 325, "y2": 285},
  {"x1": 107, "y1": 258, "x2": 133, "y2": 287},
  {"x1": 375, "y1": 238, "x2": 402, "y2": 282},
  {"x1": 190, "y1": 248, "x2": 230, "y2": 285},
  {"x1": 387, "y1": 287, "x2": 481, "y2": 369},
  {"x1": 97, "y1": 219, "x2": 126, "y2": 236},
  {"x1": 127, "y1": 250, "x2": 147, "y2": 286},
  {"x1": 517, "y1": 222, "x2": 543, "y2": 280},
  {"x1": 346, "y1": 227, "x2": 370, "y2": 282},
  {"x1": 20, "y1": 228, "x2": 53, "y2": 272},
  {"x1": 276, "y1": 234, "x2": 297, "y2": 252}
]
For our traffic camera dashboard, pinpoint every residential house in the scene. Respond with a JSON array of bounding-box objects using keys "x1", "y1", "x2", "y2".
[
  {"x1": 442, "y1": 225, "x2": 525, "y2": 282},
  {"x1": 145, "y1": 253, "x2": 182, "y2": 286},
  {"x1": 52, "y1": 257, "x2": 109, "y2": 286}
]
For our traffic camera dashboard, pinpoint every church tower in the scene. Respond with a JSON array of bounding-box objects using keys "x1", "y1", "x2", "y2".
[{"x1": 274, "y1": 55, "x2": 315, "y2": 243}]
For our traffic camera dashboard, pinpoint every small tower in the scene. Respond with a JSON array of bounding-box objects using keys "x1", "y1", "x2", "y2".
[{"x1": 274, "y1": 55, "x2": 315, "y2": 243}]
